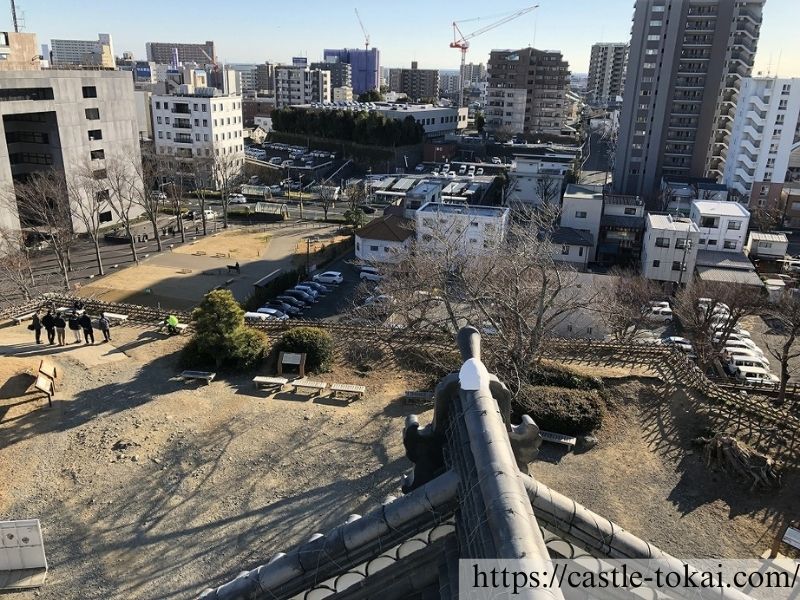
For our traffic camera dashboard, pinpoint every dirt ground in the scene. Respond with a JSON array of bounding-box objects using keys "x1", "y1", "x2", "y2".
[
  {"x1": 171, "y1": 229, "x2": 272, "y2": 261},
  {"x1": 1, "y1": 323, "x2": 798, "y2": 599}
]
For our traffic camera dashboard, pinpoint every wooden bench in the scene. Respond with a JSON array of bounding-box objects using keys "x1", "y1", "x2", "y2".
[
  {"x1": 404, "y1": 390, "x2": 434, "y2": 404},
  {"x1": 216, "y1": 252, "x2": 228, "y2": 258},
  {"x1": 539, "y1": 430, "x2": 577, "y2": 450},
  {"x1": 179, "y1": 370, "x2": 215, "y2": 385},
  {"x1": 178, "y1": 268, "x2": 193, "y2": 274},
  {"x1": 253, "y1": 376, "x2": 288, "y2": 392},
  {"x1": 11, "y1": 312, "x2": 36, "y2": 325},
  {"x1": 330, "y1": 383, "x2": 366, "y2": 401},
  {"x1": 290, "y1": 379, "x2": 327, "y2": 397},
  {"x1": 193, "y1": 250, "x2": 207, "y2": 256},
  {"x1": 783, "y1": 526, "x2": 800, "y2": 550}
]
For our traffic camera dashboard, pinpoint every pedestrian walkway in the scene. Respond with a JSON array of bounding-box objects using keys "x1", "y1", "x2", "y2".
[{"x1": 0, "y1": 325, "x2": 128, "y2": 368}]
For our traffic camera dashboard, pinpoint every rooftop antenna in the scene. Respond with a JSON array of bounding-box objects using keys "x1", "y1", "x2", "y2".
[
  {"x1": 775, "y1": 49, "x2": 782, "y2": 78},
  {"x1": 10, "y1": 0, "x2": 19, "y2": 32}
]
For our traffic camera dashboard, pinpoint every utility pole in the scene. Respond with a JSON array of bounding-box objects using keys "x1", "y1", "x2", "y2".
[{"x1": 10, "y1": 0, "x2": 19, "y2": 32}]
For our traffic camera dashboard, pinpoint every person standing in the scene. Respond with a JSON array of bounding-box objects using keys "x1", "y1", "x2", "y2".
[
  {"x1": 31, "y1": 311, "x2": 42, "y2": 344},
  {"x1": 41, "y1": 310, "x2": 56, "y2": 345},
  {"x1": 54, "y1": 312, "x2": 66, "y2": 346},
  {"x1": 78, "y1": 313, "x2": 95, "y2": 345},
  {"x1": 68, "y1": 312, "x2": 82, "y2": 344},
  {"x1": 98, "y1": 313, "x2": 111, "y2": 343}
]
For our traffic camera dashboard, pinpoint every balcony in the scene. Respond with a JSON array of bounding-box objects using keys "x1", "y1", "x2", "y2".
[
  {"x1": 173, "y1": 133, "x2": 193, "y2": 144},
  {"x1": 171, "y1": 104, "x2": 191, "y2": 114},
  {"x1": 735, "y1": 167, "x2": 755, "y2": 182},
  {"x1": 173, "y1": 119, "x2": 191, "y2": 129}
]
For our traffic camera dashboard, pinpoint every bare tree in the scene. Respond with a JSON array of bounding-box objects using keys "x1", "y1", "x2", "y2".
[
  {"x1": 535, "y1": 176, "x2": 561, "y2": 206},
  {"x1": 4, "y1": 169, "x2": 76, "y2": 290},
  {"x1": 213, "y1": 150, "x2": 244, "y2": 229},
  {"x1": 67, "y1": 163, "x2": 109, "y2": 276},
  {"x1": 598, "y1": 268, "x2": 664, "y2": 342},
  {"x1": 673, "y1": 280, "x2": 765, "y2": 368},
  {"x1": 104, "y1": 149, "x2": 145, "y2": 265},
  {"x1": 0, "y1": 228, "x2": 36, "y2": 302},
  {"x1": 131, "y1": 147, "x2": 165, "y2": 252},
  {"x1": 352, "y1": 211, "x2": 596, "y2": 394},
  {"x1": 317, "y1": 184, "x2": 338, "y2": 222},
  {"x1": 764, "y1": 294, "x2": 800, "y2": 403},
  {"x1": 750, "y1": 206, "x2": 783, "y2": 233},
  {"x1": 191, "y1": 156, "x2": 215, "y2": 237},
  {"x1": 345, "y1": 181, "x2": 367, "y2": 210},
  {"x1": 159, "y1": 157, "x2": 188, "y2": 244}
]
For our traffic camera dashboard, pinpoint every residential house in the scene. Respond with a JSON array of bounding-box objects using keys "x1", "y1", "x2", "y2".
[
  {"x1": 744, "y1": 231, "x2": 789, "y2": 261},
  {"x1": 355, "y1": 215, "x2": 414, "y2": 263},
  {"x1": 689, "y1": 200, "x2": 750, "y2": 253},
  {"x1": 641, "y1": 214, "x2": 700, "y2": 283},
  {"x1": 560, "y1": 184, "x2": 604, "y2": 261},
  {"x1": 598, "y1": 194, "x2": 645, "y2": 265},
  {"x1": 550, "y1": 227, "x2": 593, "y2": 271},
  {"x1": 415, "y1": 202, "x2": 509, "y2": 255}
]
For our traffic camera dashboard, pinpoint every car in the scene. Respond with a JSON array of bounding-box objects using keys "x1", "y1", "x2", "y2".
[
  {"x1": 360, "y1": 266, "x2": 383, "y2": 282},
  {"x1": 293, "y1": 284, "x2": 320, "y2": 300},
  {"x1": 442, "y1": 164, "x2": 450, "y2": 172},
  {"x1": 243, "y1": 311, "x2": 274, "y2": 321},
  {"x1": 202, "y1": 209, "x2": 216, "y2": 221},
  {"x1": 414, "y1": 164, "x2": 425, "y2": 173},
  {"x1": 447, "y1": 171, "x2": 456, "y2": 178},
  {"x1": 723, "y1": 343, "x2": 765, "y2": 357},
  {"x1": 301, "y1": 281, "x2": 330, "y2": 294},
  {"x1": 285, "y1": 288, "x2": 316, "y2": 304},
  {"x1": 363, "y1": 294, "x2": 394, "y2": 306},
  {"x1": 645, "y1": 306, "x2": 673, "y2": 323},
  {"x1": 476, "y1": 168, "x2": 484, "y2": 175},
  {"x1": 468, "y1": 166, "x2": 476, "y2": 174},
  {"x1": 491, "y1": 157, "x2": 502, "y2": 165},
  {"x1": 728, "y1": 355, "x2": 771, "y2": 371},
  {"x1": 458, "y1": 165, "x2": 467, "y2": 175},
  {"x1": 649, "y1": 301, "x2": 671, "y2": 309},
  {"x1": 313, "y1": 271, "x2": 343, "y2": 285},
  {"x1": 150, "y1": 190, "x2": 167, "y2": 201},
  {"x1": 662, "y1": 336, "x2": 692, "y2": 352},
  {"x1": 256, "y1": 307, "x2": 290, "y2": 320},
  {"x1": 734, "y1": 365, "x2": 780, "y2": 385},
  {"x1": 431, "y1": 168, "x2": 440, "y2": 175},
  {"x1": 724, "y1": 347, "x2": 767, "y2": 362},
  {"x1": 360, "y1": 205, "x2": 377, "y2": 214},
  {"x1": 264, "y1": 300, "x2": 301, "y2": 316},
  {"x1": 276, "y1": 295, "x2": 308, "y2": 310},
  {"x1": 229, "y1": 194, "x2": 247, "y2": 204}
]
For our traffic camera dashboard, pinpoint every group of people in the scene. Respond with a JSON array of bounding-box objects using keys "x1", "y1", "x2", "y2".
[{"x1": 30, "y1": 301, "x2": 111, "y2": 347}]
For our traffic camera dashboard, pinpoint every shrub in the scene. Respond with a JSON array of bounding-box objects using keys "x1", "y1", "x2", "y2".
[
  {"x1": 513, "y1": 385, "x2": 605, "y2": 437},
  {"x1": 275, "y1": 327, "x2": 333, "y2": 373},
  {"x1": 182, "y1": 289, "x2": 269, "y2": 370},
  {"x1": 528, "y1": 364, "x2": 603, "y2": 391}
]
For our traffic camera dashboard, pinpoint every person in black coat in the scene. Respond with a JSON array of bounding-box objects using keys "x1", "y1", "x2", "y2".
[
  {"x1": 54, "y1": 313, "x2": 67, "y2": 346},
  {"x1": 41, "y1": 310, "x2": 56, "y2": 345},
  {"x1": 68, "y1": 312, "x2": 82, "y2": 344},
  {"x1": 31, "y1": 311, "x2": 42, "y2": 344},
  {"x1": 78, "y1": 313, "x2": 94, "y2": 345}
]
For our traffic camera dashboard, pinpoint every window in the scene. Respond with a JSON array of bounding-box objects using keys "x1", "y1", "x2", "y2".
[
  {"x1": 163, "y1": 102, "x2": 168, "y2": 110},
  {"x1": 675, "y1": 238, "x2": 687, "y2": 249},
  {"x1": 561, "y1": 245, "x2": 570, "y2": 255},
  {"x1": 81, "y1": 86, "x2": 97, "y2": 98},
  {"x1": 647, "y1": 34, "x2": 660, "y2": 40},
  {"x1": 90, "y1": 149, "x2": 105, "y2": 160},
  {"x1": 202, "y1": 119, "x2": 208, "y2": 127},
  {"x1": 201, "y1": 104, "x2": 207, "y2": 112},
  {"x1": 579, "y1": 247, "x2": 584, "y2": 257},
  {"x1": 575, "y1": 211, "x2": 587, "y2": 218},
  {"x1": 383, "y1": 247, "x2": 390, "y2": 253},
  {"x1": 707, "y1": 239, "x2": 717, "y2": 246},
  {"x1": 96, "y1": 189, "x2": 110, "y2": 201},
  {"x1": 370, "y1": 245, "x2": 379, "y2": 252},
  {"x1": 204, "y1": 134, "x2": 209, "y2": 141},
  {"x1": 87, "y1": 129, "x2": 102, "y2": 141},
  {"x1": 84, "y1": 108, "x2": 100, "y2": 120},
  {"x1": 92, "y1": 169, "x2": 107, "y2": 180},
  {"x1": 166, "y1": 131, "x2": 171, "y2": 139},
  {"x1": 194, "y1": 119, "x2": 199, "y2": 126},
  {"x1": 195, "y1": 134, "x2": 200, "y2": 141},
  {"x1": 700, "y1": 216, "x2": 718, "y2": 228},
  {"x1": 672, "y1": 261, "x2": 682, "y2": 271},
  {"x1": 165, "y1": 117, "x2": 170, "y2": 124},
  {"x1": 727, "y1": 220, "x2": 741, "y2": 230},
  {"x1": 655, "y1": 237, "x2": 670, "y2": 248},
  {"x1": 759, "y1": 241, "x2": 773, "y2": 249},
  {"x1": 214, "y1": 119, "x2": 217, "y2": 126},
  {"x1": 155, "y1": 101, "x2": 161, "y2": 109},
  {"x1": 624, "y1": 207, "x2": 636, "y2": 215},
  {"x1": 723, "y1": 240, "x2": 737, "y2": 249},
  {"x1": 193, "y1": 103, "x2": 199, "y2": 111},
  {"x1": 652, "y1": 5, "x2": 665, "y2": 11},
  {"x1": 158, "y1": 131, "x2": 163, "y2": 139},
  {"x1": 157, "y1": 116, "x2": 162, "y2": 124},
  {"x1": 649, "y1": 20, "x2": 663, "y2": 26},
  {"x1": 652, "y1": 260, "x2": 660, "y2": 268}
]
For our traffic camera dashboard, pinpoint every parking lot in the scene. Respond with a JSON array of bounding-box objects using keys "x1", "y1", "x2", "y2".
[{"x1": 245, "y1": 141, "x2": 336, "y2": 172}]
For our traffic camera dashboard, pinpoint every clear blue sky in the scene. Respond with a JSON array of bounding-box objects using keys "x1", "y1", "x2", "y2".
[{"x1": 4, "y1": 0, "x2": 798, "y2": 76}]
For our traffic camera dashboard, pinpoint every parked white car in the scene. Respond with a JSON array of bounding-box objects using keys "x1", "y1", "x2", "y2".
[
  {"x1": 229, "y1": 193, "x2": 247, "y2": 204},
  {"x1": 645, "y1": 306, "x2": 673, "y2": 323},
  {"x1": 662, "y1": 336, "x2": 692, "y2": 352},
  {"x1": 649, "y1": 301, "x2": 671, "y2": 309},
  {"x1": 363, "y1": 294, "x2": 394, "y2": 306},
  {"x1": 729, "y1": 355, "x2": 771, "y2": 371},
  {"x1": 313, "y1": 271, "x2": 343, "y2": 285},
  {"x1": 723, "y1": 341, "x2": 765, "y2": 356},
  {"x1": 734, "y1": 366, "x2": 780, "y2": 385},
  {"x1": 360, "y1": 266, "x2": 383, "y2": 282},
  {"x1": 255, "y1": 307, "x2": 289, "y2": 320}
]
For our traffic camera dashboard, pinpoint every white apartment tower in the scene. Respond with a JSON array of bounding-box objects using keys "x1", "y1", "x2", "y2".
[
  {"x1": 587, "y1": 43, "x2": 628, "y2": 106},
  {"x1": 275, "y1": 67, "x2": 331, "y2": 108},
  {"x1": 50, "y1": 34, "x2": 115, "y2": 68},
  {"x1": 151, "y1": 91, "x2": 244, "y2": 189},
  {"x1": 722, "y1": 77, "x2": 800, "y2": 210}
]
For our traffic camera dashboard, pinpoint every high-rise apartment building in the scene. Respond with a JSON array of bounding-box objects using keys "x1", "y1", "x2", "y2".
[
  {"x1": 151, "y1": 91, "x2": 244, "y2": 189},
  {"x1": 274, "y1": 66, "x2": 331, "y2": 108},
  {"x1": 322, "y1": 48, "x2": 380, "y2": 95},
  {"x1": 398, "y1": 62, "x2": 440, "y2": 101},
  {"x1": 254, "y1": 63, "x2": 276, "y2": 94},
  {"x1": 50, "y1": 33, "x2": 115, "y2": 68},
  {"x1": 146, "y1": 40, "x2": 216, "y2": 66},
  {"x1": 462, "y1": 63, "x2": 487, "y2": 85},
  {"x1": 310, "y1": 61, "x2": 352, "y2": 90},
  {"x1": 587, "y1": 43, "x2": 628, "y2": 106},
  {"x1": 722, "y1": 77, "x2": 800, "y2": 210},
  {"x1": 439, "y1": 72, "x2": 461, "y2": 96},
  {"x1": 485, "y1": 47, "x2": 570, "y2": 135},
  {"x1": 614, "y1": 0, "x2": 764, "y2": 199}
]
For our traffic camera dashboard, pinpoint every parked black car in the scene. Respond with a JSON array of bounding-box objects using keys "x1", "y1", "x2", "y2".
[
  {"x1": 264, "y1": 300, "x2": 301, "y2": 316},
  {"x1": 277, "y1": 292, "x2": 312, "y2": 307},
  {"x1": 300, "y1": 281, "x2": 330, "y2": 294}
]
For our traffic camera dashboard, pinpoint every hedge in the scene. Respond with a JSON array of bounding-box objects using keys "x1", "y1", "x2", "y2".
[
  {"x1": 513, "y1": 385, "x2": 605, "y2": 437},
  {"x1": 274, "y1": 327, "x2": 334, "y2": 373}
]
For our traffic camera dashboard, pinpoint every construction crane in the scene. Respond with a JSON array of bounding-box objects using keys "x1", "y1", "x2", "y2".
[
  {"x1": 355, "y1": 8, "x2": 370, "y2": 51},
  {"x1": 450, "y1": 4, "x2": 539, "y2": 108}
]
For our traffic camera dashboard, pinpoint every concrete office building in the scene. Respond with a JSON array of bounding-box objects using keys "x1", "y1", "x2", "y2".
[
  {"x1": 311, "y1": 61, "x2": 352, "y2": 90},
  {"x1": 722, "y1": 77, "x2": 800, "y2": 210},
  {"x1": 641, "y1": 214, "x2": 700, "y2": 283},
  {"x1": 690, "y1": 199, "x2": 750, "y2": 253},
  {"x1": 614, "y1": 0, "x2": 764, "y2": 200},
  {"x1": 0, "y1": 70, "x2": 143, "y2": 236},
  {"x1": 416, "y1": 202, "x2": 510, "y2": 255},
  {"x1": 462, "y1": 63, "x2": 486, "y2": 85},
  {"x1": 486, "y1": 47, "x2": 570, "y2": 135},
  {"x1": 254, "y1": 62, "x2": 276, "y2": 94},
  {"x1": 0, "y1": 32, "x2": 40, "y2": 72},
  {"x1": 397, "y1": 62, "x2": 440, "y2": 101},
  {"x1": 146, "y1": 40, "x2": 216, "y2": 66},
  {"x1": 587, "y1": 43, "x2": 627, "y2": 106},
  {"x1": 151, "y1": 89, "x2": 244, "y2": 189},
  {"x1": 333, "y1": 86, "x2": 353, "y2": 102},
  {"x1": 274, "y1": 66, "x2": 331, "y2": 108},
  {"x1": 323, "y1": 48, "x2": 380, "y2": 95},
  {"x1": 50, "y1": 33, "x2": 115, "y2": 68},
  {"x1": 439, "y1": 72, "x2": 461, "y2": 96}
]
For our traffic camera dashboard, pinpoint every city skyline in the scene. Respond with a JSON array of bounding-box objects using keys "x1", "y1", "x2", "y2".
[{"x1": 5, "y1": 0, "x2": 798, "y2": 76}]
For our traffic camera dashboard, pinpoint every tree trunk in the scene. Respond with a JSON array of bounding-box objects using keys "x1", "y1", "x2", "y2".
[
  {"x1": 66, "y1": 246, "x2": 73, "y2": 272},
  {"x1": 93, "y1": 238, "x2": 104, "y2": 276},
  {"x1": 57, "y1": 254, "x2": 70, "y2": 290},
  {"x1": 323, "y1": 206, "x2": 329, "y2": 222},
  {"x1": 152, "y1": 219, "x2": 163, "y2": 252},
  {"x1": 179, "y1": 213, "x2": 186, "y2": 243},
  {"x1": 127, "y1": 227, "x2": 139, "y2": 264},
  {"x1": 222, "y1": 199, "x2": 229, "y2": 228}
]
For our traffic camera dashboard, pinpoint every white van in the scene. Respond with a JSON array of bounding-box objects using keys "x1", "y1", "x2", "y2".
[
  {"x1": 725, "y1": 347, "x2": 766, "y2": 361},
  {"x1": 735, "y1": 366, "x2": 779, "y2": 385},
  {"x1": 360, "y1": 266, "x2": 383, "y2": 282},
  {"x1": 724, "y1": 341, "x2": 764, "y2": 356},
  {"x1": 203, "y1": 209, "x2": 216, "y2": 221},
  {"x1": 730, "y1": 355, "x2": 771, "y2": 371}
]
